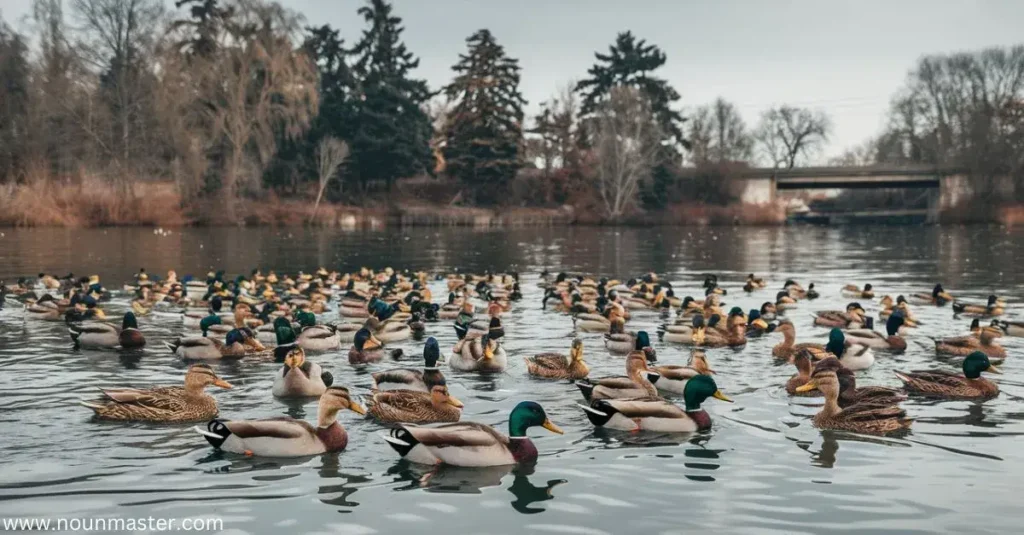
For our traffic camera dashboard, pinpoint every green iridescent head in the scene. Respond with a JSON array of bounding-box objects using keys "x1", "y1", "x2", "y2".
[
  {"x1": 826, "y1": 328, "x2": 846, "y2": 358},
  {"x1": 508, "y1": 401, "x2": 562, "y2": 438},
  {"x1": 683, "y1": 375, "x2": 732, "y2": 411}
]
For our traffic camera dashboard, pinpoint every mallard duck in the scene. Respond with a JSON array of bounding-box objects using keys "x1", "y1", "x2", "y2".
[
  {"x1": 272, "y1": 346, "x2": 333, "y2": 398},
  {"x1": 449, "y1": 334, "x2": 507, "y2": 372},
  {"x1": 67, "y1": 312, "x2": 142, "y2": 350},
  {"x1": 605, "y1": 319, "x2": 642, "y2": 354},
  {"x1": 842, "y1": 283, "x2": 875, "y2": 299},
  {"x1": 813, "y1": 302, "x2": 867, "y2": 329},
  {"x1": 294, "y1": 312, "x2": 342, "y2": 352},
  {"x1": 349, "y1": 327, "x2": 386, "y2": 364},
  {"x1": 575, "y1": 351, "x2": 658, "y2": 401},
  {"x1": 935, "y1": 325, "x2": 1005, "y2": 362},
  {"x1": 80, "y1": 364, "x2": 232, "y2": 422},
  {"x1": 895, "y1": 351, "x2": 1001, "y2": 399},
  {"x1": 579, "y1": 375, "x2": 732, "y2": 432},
  {"x1": 760, "y1": 301, "x2": 778, "y2": 322},
  {"x1": 795, "y1": 369, "x2": 911, "y2": 435},
  {"x1": 783, "y1": 280, "x2": 806, "y2": 299},
  {"x1": 772, "y1": 322, "x2": 834, "y2": 361},
  {"x1": 805, "y1": 283, "x2": 820, "y2": 300},
  {"x1": 646, "y1": 349, "x2": 715, "y2": 395},
  {"x1": 663, "y1": 312, "x2": 703, "y2": 343},
  {"x1": 775, "y1": 291, "x2": 797, "y2": 311},
  {"x1": 698, "y1": 314, "x2": 747, "y2": 348},
  {"x1": 365, "y1": 316, "x2": 411, "y2": 344},
  {"x1": 811, "y1": 357, "x2": 906, "y2": 407},
  {"x1": 991, "y1": 319, "x2": 1024, "y2": 337},
  {"x1": 195, "y1": 386, "x2": 365, "y2": 457},
  {"x1": 910, "y1": 284, "x2": 952, "y2": 306},
  {"x1": 702, "y1": 274, "x2": 727, "y2": 296},
  {"x1": 165, "y1": 331, "x2": 249, "y2": 360},
  {"x1": 745, "y1": 309, "x2": 776, "y2": 337},
  {"x1": 438, "y1": 292, "x2": 462, "y2": 320},
  {"x1": 952, "y1": 295, "x2": 1004, "y2": 317},
  {"x1": 367, "y1": 382, "x2": 464, "y2": 424},
  {"x1": 879, "y1": 295, "x2": 918, "y2": 326},
  {"x1": 826, "y1": 328, "x2": 875, "y2": 370},
  {"x1": 786, "y1": 349, "x2": 822, "y2": 397},
  {"x1": 525, "y1": 339, "x2": 589, "y2": 380},
  {"x1": 372, "y1": 337, "x2": 444, "y2": 392},
  {"x1": 743, "y1": 274, "x2": 766, "y2": 292},
  {"x1": 381, "y1": 401, "x2": 562, "y2": 466},
  {"x1": 842, "y1": 314, "x2": 907, "y2": 352},
  {"x1": 26, "y1": 294, "x2": 61, "y2": 320}
]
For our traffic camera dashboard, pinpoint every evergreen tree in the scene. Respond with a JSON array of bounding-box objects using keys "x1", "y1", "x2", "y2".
[
  {"x1": 0, "y1": 19, "x2": 30, "y2": 178},
  {"x1": 347, "y1": 0, "x2": 433, "y2": 190},
  {"x1": 172, "y1": 0, "x2": 234, "y2": 58},
  {"x1": 576, "y1": 31, "x2": 685, "y2": 147},
  {"x1": 442, "y1": 29, "x2": 526, "y2": 204}
]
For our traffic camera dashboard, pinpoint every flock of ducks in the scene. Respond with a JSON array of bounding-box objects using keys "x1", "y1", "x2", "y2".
[{"x1": 1, "y1": 268, "x2": 1018, "y2": 467}]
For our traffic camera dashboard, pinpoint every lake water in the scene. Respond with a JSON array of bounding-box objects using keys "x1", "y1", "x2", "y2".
[{"x1": 0, "y1": 225, "x2": 1022, "y2": 534}]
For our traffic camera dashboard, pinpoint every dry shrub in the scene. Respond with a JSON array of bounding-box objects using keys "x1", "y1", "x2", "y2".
[
  {"x1": 0, "y1": 169, "x2": 186, "y2": 227},
  {"x1": 997, "y1": 205, "x2": 1024, "y2": 227}
]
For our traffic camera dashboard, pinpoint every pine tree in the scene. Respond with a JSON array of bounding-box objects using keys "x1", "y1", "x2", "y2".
[
  {"x1": 347, "y1": 0, "x2": 433, "y2": 191},
  {"x1": 442, "y1": 29, "x2": 526, "y2": 205},
  {"x1": 576, "y1": 31, "x2": 685, "y2": 147}
]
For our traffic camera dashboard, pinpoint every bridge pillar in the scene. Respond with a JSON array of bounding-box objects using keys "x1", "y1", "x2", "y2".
[{"x1": 926, "y1": 188, "x2": 939, "y2": 224}]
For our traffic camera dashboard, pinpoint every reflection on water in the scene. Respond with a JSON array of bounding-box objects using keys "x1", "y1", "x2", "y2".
[{"x1": 1, "y1": 225, "x2": 1023, "y2": 532}]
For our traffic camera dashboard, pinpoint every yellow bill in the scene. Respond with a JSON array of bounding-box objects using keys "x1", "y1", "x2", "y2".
[{"x1": 542, "y1": 418, "x2": 564, "y2": 435}]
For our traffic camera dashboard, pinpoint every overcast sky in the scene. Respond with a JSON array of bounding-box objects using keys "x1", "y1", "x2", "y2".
[{"x1": 3, "y1": 0, "x2": 1022, "y2": 161}]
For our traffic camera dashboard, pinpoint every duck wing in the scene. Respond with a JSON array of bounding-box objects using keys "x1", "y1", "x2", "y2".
[
  {"x1": 838, "y1": 402, "x2": 907, "y2": 422},
  {"x1": 598, "y1": 397, "x2": 686, "y2": 418},
  {"x1": 404, "y1": 422, "x2": 508, "y2": 448},
  {"x1": 894, "y1": 369, "x2": 965, "y2": 393},
  {"x1": 100, "y1": 387, "x2": 189, "y2": 411},
  {"x1": 651, "y1": 365, "x2": 699, "y2": 381},
  {"x1": 527, "y1": 353, "x2": 569, "y2": 371},
  {"x1": 225, "y1": 417, "x2": 314, "y2": 439}
]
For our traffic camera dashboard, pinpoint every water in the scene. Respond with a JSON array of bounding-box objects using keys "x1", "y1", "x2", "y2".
[{"x1": 0, "y1": 225, "x2": 1022, "y2": 534}]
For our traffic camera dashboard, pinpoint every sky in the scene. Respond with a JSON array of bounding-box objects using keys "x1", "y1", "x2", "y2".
[{"x1": 3, "y1": 0, "x2": 1023, "y2": 161}]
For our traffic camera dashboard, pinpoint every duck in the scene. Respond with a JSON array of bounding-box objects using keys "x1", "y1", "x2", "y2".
[
  {"x1": 813, "y1": 302, "x2": 867, "y2": 329},
  {"x1": 68, "y1": 312, "x2": 146, "y2": 349},
  {"x1": 842, "y1": 314, "x2": 908, "y2": 352},
  {"x1": 294, "y1": 311, "x2": 342, "y2": 351},
  {"x1": 272, "y1": 345, "x2": 333, "y2": 398},
  {"x1": 786, "y1": 349, "x2": 822, "y2": 397},
  {"x1": 775, "y1": 291, "x2": 797, "y2": 312},
  {"x1": 26, "y1": 294, "x2": 61, "y2": 320},
  {"x1": 895, "y1": 351, "x2": 1001, "y2": 399},
  {"x1": 662, "y1": 313, "x2": 702, "y2": 343},
  {"x1": 438, "y1": 292, "x2": 462, "y2": 320},
  {"x1": 579, "y1": 375, "x2": 732, "y2": 432},
  {"x1": 743, "y1": 274, "x2": 766, "y2": 292},
  {"x1": 952, "y1": 295, "x2": 1004, "y2": 317},
  {"x1": 991, "y1": 319, "x2": 1024, "y2": 337},
  {"x1": 194, "y1": 386, "x2": 365, "y2": 457},
  {"x1": 772, "y1": 322, "x2": 833, "y2": 361},
  {"x1": 381, "y1": 401, "x2": 562, "y2": 467},
  {"x1": 646, "y1": 349, "x2": 715, "y2": 395},
  {"x1": 365, "y1": 315, "x2": 412, "y2": 344},
  {"x1": 605, "y1": 320, "x2": 642, "y2": 354},
  {"x1": 367, "y1": 381, "x2": 464, "y2": 424},
  {"x1": 165, "y1": 334, "x2": 245, "y2": 360},
  {"x1": 795, "y1": 369, "x2": 912, "y2": 435},
  {"x1": 371, "y1": 338, "x2": 443, "y2": 393},
  {"x1": 745, "y1": 309, "x2": 776, "y2": 337},
  {"x1": 841, "y1": 283, "x2": 875, "y2": 299},
  {"x1": 935, "y1": 324, "x2": 1005, "y2": 362},
  {"x1": 826, "y1": 328, "x2": 875, "y2": 370},
  {"x1": 79, "y1": 364, "x2": 232, "y2": 422},
  {"x1": 349, "y1": 327, "x2": 386, "y2": 364},
  {"x1": 879, "y1": 295, "x2": 918, "y2": 326},
  {"x1": 525, "y1": 339, "x2": 589, "y2": 380},
  {"x1": 759, "y1": 301, "x2": 778, "y2": 322},
  {"x1": 910, "y1": 284, "x2": 952, "y2": 306},
  {"x1": 805, "y1": 283, "x2": 820, "y2": 300},
  {"x1": 783, "y1": 280, "x2": 806, "y2": 299},
  {"x1": 811, "y1": 357, "x2": 906, "y2": 407},
  {"x1": 697, "y1": 315, "x2": 747, "y2": 348},
  {"x1": 449, "y1": 334, "x2": 507, "y2": 373},
  {"x1": 575, "y1": 350, "x2": 658, "y2": 401}
]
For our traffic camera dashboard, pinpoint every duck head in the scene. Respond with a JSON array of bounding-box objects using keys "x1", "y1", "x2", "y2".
[
  {"x1": 683, "y1": 375, "x2": 732, "y2": 411},
  {"x1": 963, "y1": 351, "x2": 1001, "y2": 378},
  {"x1": 508, "y1": 401, "x2": 562, "y2": 438}
]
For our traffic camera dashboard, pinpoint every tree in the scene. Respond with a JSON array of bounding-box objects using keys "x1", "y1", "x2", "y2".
[
  {"x1": 754, "y1": 105, "x2": 831, "y2": 169},
  {"x1": 442, "y1": 29, "x2": 525, "y2": 204},
  {"x1": 576, "y1": 31, "x2": 685, "y2": 147},
  {"x1": 529, "y1": 81, "x2": 581, "y2": 174},
  {"x1": 0, "y1": 18, "x2": 30, "y2": 179},
  {"x1": 588, "y1": 86, "x2": 663, "y2": 220},
  {"x1": 172, "y1": 0, "x2": 233, "y2": 58},
  {"x1": 689, "y1": 98, "x2": 753, "y2": 165},
  {"x1": 310, "y1": 137, "x2": 348, "y2": 222},
  {"x1": 347, "y1": 0, "x2": 433, "y2": 190}
]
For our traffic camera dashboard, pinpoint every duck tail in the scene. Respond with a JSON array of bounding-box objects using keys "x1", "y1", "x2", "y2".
[
  {"x1": 68, "y1": 325, "x2": 81, "y2": 343},
  {"x1": 574, "y1": 380, "x2": 595, "y2": 401},
  {"x1": 195, "y1": 419, "x2": 231, "y2": 449},
  {"x1": 578, "y1": 402, "x2": 614, "y2": 427},
  {"x1": 78, "y1": 400, "x2": 103, "y2": 411},
  {"x1": 382, "y1": 427, "x2": 419, "y2": 458},
  {"x1": 893, "y1": 371, "x2": 912, "y2": 384},
  {"x1": 952, "y1": 302, "x2": 966, "y2": 314}
]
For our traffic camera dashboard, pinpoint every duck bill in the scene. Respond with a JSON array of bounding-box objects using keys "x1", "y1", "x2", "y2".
[
  {"x1": 795, "y1": 381, "x2": 817, "y2": 393},
  {"x1": 213, "y1": 379, "x2": 233, "y2": 389},
  {"x1": 542, "y1": 419, "x2": 564, "y2": 435},
  {"x1": 483, "y1": 345, "x2": 495, "y2": 360},
  {"x1": 448, "y1": 396, "x2": 465, "y2": 408},
  {"x1": 712, "y1": 390, "x2": 733, "y2": 402},
  {"x1": 348, "y1": 401, "x2": 367, "y2": 415},
  {"x1": 363, "y1": 335, "x2": 383, "y2": 350},
  {"x1": 986, "y1": 365, "x2": 1003, "y2": 375}
]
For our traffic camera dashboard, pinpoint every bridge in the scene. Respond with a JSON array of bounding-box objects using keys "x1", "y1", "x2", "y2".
[{"x1": 734, "y1": 165, "x2": 969, "y2": 223}]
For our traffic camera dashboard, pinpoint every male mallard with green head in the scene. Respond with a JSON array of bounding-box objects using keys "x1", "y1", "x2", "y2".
[
  {"x1": 68, "y1": 311, "x2": 145, "y2": 349},
  {"x1": 372, "y1": 337, "x2": 445, "y2": 392},
  {"x1": 895, "y1": 351, "x2": 1001, "y2": 399}
]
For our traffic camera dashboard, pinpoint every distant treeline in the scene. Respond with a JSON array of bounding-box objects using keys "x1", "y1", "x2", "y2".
[{"x1": 0, "y1": 0, "x2": 1021, "y2": 226}]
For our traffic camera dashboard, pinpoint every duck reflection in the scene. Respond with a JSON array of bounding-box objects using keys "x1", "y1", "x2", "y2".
[
  {"x1": 508, "y1": 465, "x2": 565, "y2": 515},
  {"x1": 910, "y1": 399, "x2": 996, "y2": 429},
  {"x1": 585, "y1": 427, "x2": 694, "y2": 448},
  {"x1": 385, "y1": 462, "x2": 564, "y2": 514},
  {"x1": 195, "y1": 449, "x2": 315, "y2": 474},
  {"x1": 801, "y1": 430, "x2": 911, "y2": 469},
  {"x1": 317, "y1": 458, "x2": 371, "y2": 508}
]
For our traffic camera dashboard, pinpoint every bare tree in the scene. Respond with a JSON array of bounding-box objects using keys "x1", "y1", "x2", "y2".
[
  {"x1": 689, "y1": 97, "x2": 753, "y2": 165},
  {"x1": 530, "y1": 81, "x2": 582, "y2": 173},
  {"x1": 309, "y1": 136, "x2": 348, "y2": 222},
  {"x1": 589, "y1": 85, "x2": 663, "y2": 220},
  {"x1": 755, "y1": 105, "x2": 831, "y2": 169}
]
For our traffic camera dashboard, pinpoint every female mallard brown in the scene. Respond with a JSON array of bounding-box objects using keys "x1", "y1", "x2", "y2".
[
  {"x1": 895, "y1": 352, "x2": 1001, "y2": 399},
  {"x1": 795, "y1": 369, "x2": 912, "y2": 436},
  {"x1": 449, "y1": 333, "x2": 507, "y2": 372},
  {"x1": 371, "y1": 337, "x2": 444, "y2": 392},
  {"x1": 952, "y1": 295, "x2": 1004, "y2": 317},
  {"x1": 80, "y1": 364, "x2": 232, "y2": 422},
  {"x1": 579, "y1": 375, "x2": 732, "y2": 432},
  {"x1": 910, "y1": 284, "x2": 952, "y2": 306},
  {"x1": 382, "y1": 401, "x2": 562, "y2": 467},
  {"x1": 646, "y1": 349, "x2": 715, "y2": 395},
  {"x1": 772, "y1": 322, "x2": 833, "y2": 360},
  {"x1": 841, "y1": 283, "x2": 875, "y2": 299},
  {"x1": 194, "y1": 386, "x2": 365, "y2": 457},
  {"x1": 935, "y1": 325, "x2": 1005, "y2": 362},
  {"x1": 813, "y1": 303, "x2": 867, "y2": 329},
  {"x1": 575, "y1": 351, "x2": 658, "y2": 401},
  {"x1": 525, "y1": 339, "x2": 589, "y2": 380},
  {"x1": 811, "y1": 357, "x2": 906, "y2": 407},
  {"x1": 367, "y1": 382, "x2": 464, "y2": 424},
  {"x1": 786, "y1": 349, "x2": 821, "y2": 397},
  {"x1": 743, "y1": 274, "x2": 766, "y2": 292}
]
